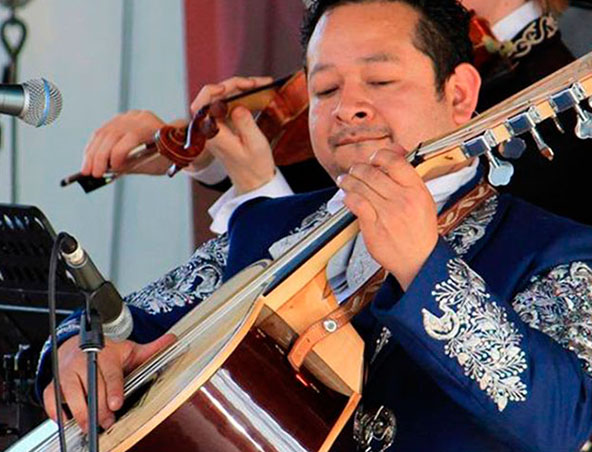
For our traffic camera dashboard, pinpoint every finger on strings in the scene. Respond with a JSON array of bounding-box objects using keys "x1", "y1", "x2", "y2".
[
  {"x1": 43, "y1": 382, "x2": 59, "y2": 421},
  {"x1": 220, "y1": 76, "x2": 274, "y2": 98},
  {"x1": 207, "y1": 121, "x2": 242, "y2": 161},
  {"x1": 43, "y1": 383, "x2": 71, "y2": 425},
  {"x1": 337, "y1": 173, "x2": 382, "y2": 222},
  {"x1": 62, "y1": 373, "x2": 90, "y2": 432},
  {"x1": 231, "y1": 106, "x2": 271, "y2": 152},
  {"x1": 99, "y1": 352, "x2": 125, "y2": 413},
  {"x1": 369, "y1": 148, "x2": 421, "y2": 188},
  {"x1": 192, "y1": 76, "x2": 275, "y2": 115},
  {"x1": 337, "y1": 171, "x2": 386, "y2": 208},
  {"x1": 191, "y1": 84, "x2": 226, "y2": 114},
  {"x1": 342, "y1": 190, "x2": 378, "y2": 227},
  {"x1": 125, "y1": 334, "x2": 177, "y2": 373},
  {"x1": 348, "y1": 162, "x2": 397, "y2": 200},
  {"x1": 96, "y1": 369, "x2": 115, "y2": 430}
]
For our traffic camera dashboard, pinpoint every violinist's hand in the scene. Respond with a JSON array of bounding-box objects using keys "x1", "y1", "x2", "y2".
[
  {"x1": 337, "y1": 147, "x2": 438, "y2": 291},
  {"x1": 188, "y1": 76, "x2": 276, "y2": 194},
  {"x1": 42, "y1": 333, "x2": 176, "y2": 433},
  {"x1": 81, "y1": 111, "x2": 204, "y2": 178}
]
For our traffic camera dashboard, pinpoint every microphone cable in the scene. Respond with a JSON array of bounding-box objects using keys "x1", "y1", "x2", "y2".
[{"x1": 48, "y1": 232, "x2": 70, "y2": 452}]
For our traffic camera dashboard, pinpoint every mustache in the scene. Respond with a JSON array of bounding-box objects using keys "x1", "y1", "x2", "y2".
[{"x1": 328, "y1": 126, "x2": 394, "y2": 147}]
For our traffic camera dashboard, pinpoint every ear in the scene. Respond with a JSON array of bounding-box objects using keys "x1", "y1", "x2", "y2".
[{"x1": 444, "y1": 63, "x2": 481, "y2": 125}]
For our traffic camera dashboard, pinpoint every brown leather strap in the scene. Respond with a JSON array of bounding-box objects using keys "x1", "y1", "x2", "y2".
[
  {"x1": 287, "y1": 180, "x2": 497, "y2": 371},
  {"x1": 287, "y1": 269, "x2": 388, "y2": 370},
  {"x1": 437, "y1": 182, "x2": 497, "y2": 236}
]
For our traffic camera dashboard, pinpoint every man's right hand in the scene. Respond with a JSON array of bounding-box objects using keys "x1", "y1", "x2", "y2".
[{"x1": 42, "y1": 333, "x2": 176, "y2": 432}]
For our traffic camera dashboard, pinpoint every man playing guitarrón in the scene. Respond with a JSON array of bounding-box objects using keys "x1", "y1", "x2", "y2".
[{"x1": 37, "y1": 1, "x2": 592, "y2": 451}]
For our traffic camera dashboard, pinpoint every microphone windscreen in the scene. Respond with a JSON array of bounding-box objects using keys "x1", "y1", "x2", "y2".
[{"x1": 22, "y1": 78, "x2": 63, "y2": 127}]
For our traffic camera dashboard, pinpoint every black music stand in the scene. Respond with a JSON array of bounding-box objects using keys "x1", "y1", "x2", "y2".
[
  {"x1": 0, "y1": 203, "x2": 83, "y2": 350},
  {"x1": 0, "y1": 204, "x2": 85, "y2": 447}
]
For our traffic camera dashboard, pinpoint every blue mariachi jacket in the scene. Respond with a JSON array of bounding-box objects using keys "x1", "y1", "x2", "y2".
[{"x1": 36, "y1": 173, "x2": 592, "y2": 452}]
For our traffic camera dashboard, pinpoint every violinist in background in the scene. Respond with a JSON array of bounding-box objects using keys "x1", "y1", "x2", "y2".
[
  {"x1": 80, "y1": 75, "x2": 332, "y2": 235},
  {"x1": 37, "y1": 1, "x2": 592, "y2": 450},
  {"x1": 462, "y1": 0, "x2": 592, "y2": 225}
]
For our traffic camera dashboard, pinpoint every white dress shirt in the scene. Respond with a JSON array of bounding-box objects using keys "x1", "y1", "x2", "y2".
[{"x1": 491, "y1": 1, "x2": 543, "y2": 42}]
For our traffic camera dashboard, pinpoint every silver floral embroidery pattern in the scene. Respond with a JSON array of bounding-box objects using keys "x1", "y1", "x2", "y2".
[
  {"x1": 443, "y1": 196, "x2": 498, "y2": 256},
  {"x1": 370, "y1": 326, "x2": 392, "y2": 365},
  {"x1": 125, "y1": 234, "x2": 229, "y2": 315},
  {"x1": 268, "y1": 203, "x2": 331, "y2": 258},
  {"x1": 513, "y1": 262, "x2": 592, "y2": 375},
  {"x1": 347, "y1": 236, "x2": 381, "y2": 290},
  {"x1": 422, "y1": 258, "x2": 527, "y2": 411}
]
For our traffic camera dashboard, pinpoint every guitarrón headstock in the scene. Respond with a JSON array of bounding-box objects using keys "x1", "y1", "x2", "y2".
[{"x1": 412, "y1": 51, "x2": 592, "y2": 186}]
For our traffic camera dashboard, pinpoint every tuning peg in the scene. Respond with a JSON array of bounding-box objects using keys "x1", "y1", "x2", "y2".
[
  {"x1": 529, "y1": 127, "x2": 554, "y2": 161},
  {"x1": 551, "y1": 115, "x2": 565, "y2": 134},
  {"x1": 588, "y1": 96, "x2": 592, "y2": 110},
  {"x1": 485, "y1": 151, "x2": 514, "y2": 187},
  {"x1": 574, "y1": 104, "x2": 592, "y2": 140},
  {"x1": 499, "y1": 137, "x2": 527, "y2": 160},
  {"x1": 166, "y1": 164, "x2": 183, "y2": 177}
]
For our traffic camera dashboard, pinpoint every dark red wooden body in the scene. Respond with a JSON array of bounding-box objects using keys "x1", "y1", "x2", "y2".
[{"x1": 130, "y1": 329, "x2": 351, "y2": 452}]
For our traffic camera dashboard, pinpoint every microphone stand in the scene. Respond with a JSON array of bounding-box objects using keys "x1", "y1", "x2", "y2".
[
  {"x1": 78, "y1": 279, "x2": 125, "y2": 452},
  {"x1": 79, "y1": 307, "x2": 102, "y2": 452},
  {"x1": 79, "y1": 305, "x2": 104, "y2": 452},
  {"x1": 0, "y1": 4, "x2": 27, "y2": 203}
]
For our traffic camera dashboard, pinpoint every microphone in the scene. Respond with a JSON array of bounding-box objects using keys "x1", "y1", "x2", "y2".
[
  {"x1": 59, "y1": 234, "x2": 133, "y2": 342},
  {"x1": 0, "y1": 78, "x2": 63, "y2": 127}
]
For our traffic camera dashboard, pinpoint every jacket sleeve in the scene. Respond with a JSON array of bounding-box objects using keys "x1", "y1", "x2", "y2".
[
  {"x1": 34, "y1": 234, "x2": 229, "y2": 403},
  {"x1": 371, "y1": 238, "x2": 592, "y2": 452}
]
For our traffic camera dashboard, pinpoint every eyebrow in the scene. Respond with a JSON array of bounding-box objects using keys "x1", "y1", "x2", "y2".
[{"x1": 309, "y1": 52, "x2": 400, "y2": 79}]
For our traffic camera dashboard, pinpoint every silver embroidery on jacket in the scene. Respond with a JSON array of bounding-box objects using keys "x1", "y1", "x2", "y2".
[
  {"x1": 513, "y1": 262, "x2": 592, "y2": 374},
  {"x1": 443, "y1": 196, "x2": 498, "y2": 256},
  {"x1": 126, "y1": 234, "x2": 229, "y2": 315},
  {"x1": 422, "y1": 258, "x2": 528, "y2": 411},
  {"x1": 353, "y1": 404, "x2": 397, "y2": 452},
  {"x1": 268, "y1": 204, "x2": 331, "y2": 258}
]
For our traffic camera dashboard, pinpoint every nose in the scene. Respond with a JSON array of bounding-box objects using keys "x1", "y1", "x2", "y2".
[{"x1": 333, "y1": 84, "x2": 374, "y2": 124}]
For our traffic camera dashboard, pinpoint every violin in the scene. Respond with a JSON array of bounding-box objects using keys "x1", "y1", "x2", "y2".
[
  {"x1": 60, "y1": 71, "x2": 313, "y2": 193},
  {"x1": 61, "y1": 13, "x2": 510, "y2": 194}
]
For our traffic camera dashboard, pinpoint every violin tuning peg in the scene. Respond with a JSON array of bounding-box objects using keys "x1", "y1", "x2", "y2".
[
  {"x1": 166, "y1": 164, "x2": 183, "y2": 178},
  {"x1": 486, "y1": 151, "x2": 514, "y2": 187},
  {"x1": 499, "y1": 137, "x2": 526, "y2": 160},
  {"x1": 551, "y1": 115, "x2": 565, "y2": 134},
  {"x1": 574, "y1": 104, "x2": 592, "y2": 140},
  {"x1": 530, "y1": 127, "x2": 554, "y2": 161},
  {"x1": 588, "y1": 96, "x2": 592, "y2": 109}
]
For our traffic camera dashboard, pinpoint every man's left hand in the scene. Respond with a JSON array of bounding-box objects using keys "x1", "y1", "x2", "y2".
[{"x1": 337, "y1": 146, "x2": 438, "y2": 290}]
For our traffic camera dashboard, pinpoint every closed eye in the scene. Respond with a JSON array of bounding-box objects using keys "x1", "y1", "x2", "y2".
[
  {"x1": 316, "y1": 87, "x2": 338, "y2": 97},
  {"x1": 369, "y1": 80, "x2": 395, "y2": 86}
]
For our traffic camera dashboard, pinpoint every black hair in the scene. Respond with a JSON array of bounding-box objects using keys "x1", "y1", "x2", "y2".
[{"x1": 301, "y1": 0, "x2": 474, "y2": 94}]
